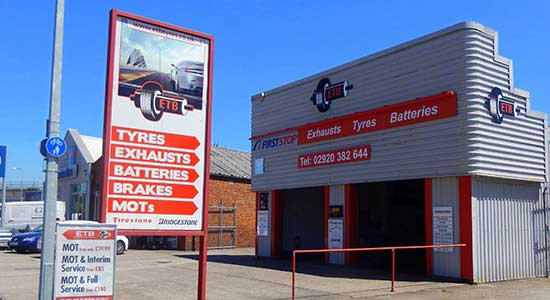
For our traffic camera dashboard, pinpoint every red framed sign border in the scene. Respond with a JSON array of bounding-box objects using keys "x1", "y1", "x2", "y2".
[{"x1": 100, "y1": 9, "x2": 214, "y2": 238}]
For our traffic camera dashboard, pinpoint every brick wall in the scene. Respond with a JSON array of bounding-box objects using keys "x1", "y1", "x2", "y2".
[{"x1": 178, "y1": 177, "x2": 255, "y2": 250}]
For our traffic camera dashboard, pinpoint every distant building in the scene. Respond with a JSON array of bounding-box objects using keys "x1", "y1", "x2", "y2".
[
  {"x1": 59, "y1": 129, "x2": 255, "y2": 249},
  {"x1": 4, "y1": 182, "x2": 43, "y2": 202}
]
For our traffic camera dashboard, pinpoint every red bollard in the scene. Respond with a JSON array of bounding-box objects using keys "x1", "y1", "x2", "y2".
[
  {"x1": 292, "y1": 253, "x2": 296, "y2": 300},
  {"x1": 391, "y1": 249, "x2": 395, "y2": 292}
]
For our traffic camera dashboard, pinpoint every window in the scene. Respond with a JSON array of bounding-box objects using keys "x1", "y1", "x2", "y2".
[{"x1": 254, "y1": 158, "x2": 264, "y2": 175}]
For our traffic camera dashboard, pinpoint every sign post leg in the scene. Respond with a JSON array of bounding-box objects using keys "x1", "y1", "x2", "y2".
[
  {"x1": 197, "y1": 234, "x2": 208, "y2": 300},
  {"x1": 1, "y1": 176, "x2": 7, "y2": 228}
]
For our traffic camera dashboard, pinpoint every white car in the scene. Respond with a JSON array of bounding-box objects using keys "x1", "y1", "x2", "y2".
[
  {"x1": 37, "y1": 220, "x2": 129, "y2": 255},
  {"x1": 170, "y1": 60, "x2": 204, "y2": 96}
]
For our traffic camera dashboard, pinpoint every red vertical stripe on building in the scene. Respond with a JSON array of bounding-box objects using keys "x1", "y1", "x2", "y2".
[
  {"x1": 344, "y1": 185, "x2": 351, "y2": 263},
  {"x1": 424, "y1": 178, "x2": 433, "y2": 276},
  {"x1": 255, "y1": 192, "x2": 259, "y2": 257},
  {"x1": 324, "y1": 186, "x2": 329, "y2": 264},
  {"x1": 270, "y1": 190, "x2": 282, "y2": 258},
  {"x1": 459, "y1": 176, "x2": 474, "y2": 281},
  {"x1": 344, "y1": 184, "x2": 360, "y2": 264}
]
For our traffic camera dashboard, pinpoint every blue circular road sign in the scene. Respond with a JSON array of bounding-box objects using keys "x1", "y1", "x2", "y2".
[{"x1": 45, "y1": 137, "x2": 67, "y2": 158}]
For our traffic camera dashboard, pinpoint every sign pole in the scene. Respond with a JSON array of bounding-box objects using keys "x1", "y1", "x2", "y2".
[
  {"x1": 198, "y1": 234, "x2": 208, "y2": 299},
  {"x1": 1, "y1": 178, "x2": 6, "y2": 228},
  {"x1": 0, "y1": 146, "x2": 6, "y2": 228},
  {"x1": 39, "y1": 1, "x2": 64, "y2": 300}
]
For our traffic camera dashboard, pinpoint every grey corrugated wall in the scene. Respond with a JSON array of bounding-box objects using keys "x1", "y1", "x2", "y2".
[
  {"x1": 251, "y1": 22, "x2": 547, "y2": 192},
  {"x1": 472, "y1": 176, "x2": 547, "y2": 282},
  {"x1": 281, "y1": 187, "x2": 324, "y2": 256},
  {"x1": 462, "y1": 25, "x2": 547, "y2": 182},
  {"x1": 431, "y1": 177, "x2": 461, "y2": 278}
]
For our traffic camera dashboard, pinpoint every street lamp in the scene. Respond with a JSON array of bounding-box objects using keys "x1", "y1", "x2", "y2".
[{"x1": 11, "y1": 167, "x2": 23, "y2": 201}]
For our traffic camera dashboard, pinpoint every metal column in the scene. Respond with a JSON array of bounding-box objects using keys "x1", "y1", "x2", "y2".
[{"x1": 39, "y1": 0, "x2": 64, "y2": 299}]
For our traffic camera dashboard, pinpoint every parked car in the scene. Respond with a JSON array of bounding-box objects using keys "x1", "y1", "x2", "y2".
[
  {"x1": 170, "y1": 60, "x2": 204, "y2": 96},
  {"x1": 9, "y1": 221, "x2": 129, "y2": 255},
  {"x1": 56, "y1": 220, "x2": 129, "y2": 255},
  {"x1": 8, "y1": 224, "x2": 43, "y2": 253}
]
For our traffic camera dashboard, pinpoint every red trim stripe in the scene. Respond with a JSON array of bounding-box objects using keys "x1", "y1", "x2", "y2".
[
  {"x1": 459, "y1": 176, "x2": 474, "y2": 281},
  {"x1": 250, "y1": 91, "x2": 456, "y2": 141},
  {"x1": 424, "y1": 178, "x2": 433, "y2": 276}
]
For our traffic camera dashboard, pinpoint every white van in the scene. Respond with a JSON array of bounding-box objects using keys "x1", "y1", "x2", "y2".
[{"x1": 0, "y1": 201, "x2": 66, "y2": 230}]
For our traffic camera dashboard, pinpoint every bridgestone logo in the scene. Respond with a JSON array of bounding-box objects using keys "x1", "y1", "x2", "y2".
[{"x1": 158, "y1": 218, "x2": 198, "y2": 226}]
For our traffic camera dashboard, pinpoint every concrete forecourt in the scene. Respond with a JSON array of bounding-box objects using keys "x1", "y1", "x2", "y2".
[{"x1": 2, "y1": 248, "x2": 550, "y2": 300}]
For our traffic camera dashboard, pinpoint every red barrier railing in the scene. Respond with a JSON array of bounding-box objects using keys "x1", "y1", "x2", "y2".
[{"x1": 291, "y1": 244, "x2": 466, "y2": 300}]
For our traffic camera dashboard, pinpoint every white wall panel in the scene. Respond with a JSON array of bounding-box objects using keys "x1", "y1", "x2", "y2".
[
  {"x1": 472, "y1": 177, "x2": 547, "y2": 282},
  {"x1": 431, "y1": 177, "x2": 461, "y2": 278}
]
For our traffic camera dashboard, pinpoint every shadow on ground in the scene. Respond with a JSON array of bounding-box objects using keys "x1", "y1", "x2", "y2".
[{"x1": 175, "y1": 253, "x2": 464, "y2": 285}]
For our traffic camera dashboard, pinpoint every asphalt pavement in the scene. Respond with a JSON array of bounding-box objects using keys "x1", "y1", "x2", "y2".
[{"x1": 1, "y1": 247, "x2": 550, "y2": 300}]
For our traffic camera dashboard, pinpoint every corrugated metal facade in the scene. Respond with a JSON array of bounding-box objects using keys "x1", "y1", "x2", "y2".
[
  {"x1": 252, "y1": 22, "x2": 550, "y2": 283},
  {"x1": 463, "y1": 25, "x2": 547, "y2": 182},
  {"x1": 251, "y1": 22, "x2": 547, "y2": 192},
  {"x1": 431, "y1": 177, "x2": 461, "y2": 278},
  {"x1": 472, "y1": 176, "x2": 548, "y2": 282},
  {"x1": 328, "y1": 185, "x2": 345, "y2": 264},
  {"x1": 281, "y1": 187, "x2": 324, "y2": 256}
]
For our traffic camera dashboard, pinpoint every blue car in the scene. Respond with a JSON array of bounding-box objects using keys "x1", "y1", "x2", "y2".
[{"x1": 8, "y1": 225, "x2": 42, "y2": 253}]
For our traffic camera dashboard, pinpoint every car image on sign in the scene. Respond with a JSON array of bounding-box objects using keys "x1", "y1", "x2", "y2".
[{"x1": 170, "y1": 60, "x2": 204, "y2": 97}]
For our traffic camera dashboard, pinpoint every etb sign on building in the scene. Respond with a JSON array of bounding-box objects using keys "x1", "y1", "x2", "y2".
[
  {"x1": 101, "y1": 10, "x2": 213, "y2": 234},
  {"x1": 53, "y1": 223, "x2": 116, "y2": 300}
]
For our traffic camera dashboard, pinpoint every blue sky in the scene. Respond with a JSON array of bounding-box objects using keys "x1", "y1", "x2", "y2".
[{"x1": 0, "y1": 0, "x2": 548, "y2": 181}]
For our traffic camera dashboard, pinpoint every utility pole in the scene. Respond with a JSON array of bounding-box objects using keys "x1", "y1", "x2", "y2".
[
  {"x1": 0, "y1": 147, "x2": 7, "y2": 228},
  {"x1": 39, "y1": 1, "x2": 64, "y2": 299}
]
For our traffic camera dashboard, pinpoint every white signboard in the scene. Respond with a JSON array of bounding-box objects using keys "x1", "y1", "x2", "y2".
[
  {"x1": 257, "y1": 211, "x2": 268, "y2": 236},
  {"x1": 433, "y1": 206, "x2": 453, "y2": 252},
  {"x1": 102, "y1": 14, "x2": 212, "y2": 232},
  {"x1": 328, "y1": 219, "x2": 343, "y2": 249},
  {"x1": 54, "y1": 223, "x2": 116, "y2": 300}
]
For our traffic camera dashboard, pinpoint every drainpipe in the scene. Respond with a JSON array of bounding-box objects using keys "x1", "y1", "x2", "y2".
[
  {"x1": 85, "y1": 162, "x2": 92, "y2": 220},
  {"x1": 543, "y1": 185, "x2": 549, "y2": 278}
]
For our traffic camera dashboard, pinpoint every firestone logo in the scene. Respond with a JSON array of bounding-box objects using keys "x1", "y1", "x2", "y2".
[
  {"x1": 485, "y1": 87, "x2": 521, "y2": 124},
  {"x1": 310, "y1": 78, "x2": 353, "y2": 113}
]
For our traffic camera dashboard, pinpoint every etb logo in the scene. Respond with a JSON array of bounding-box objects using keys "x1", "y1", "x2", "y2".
[
  {"x1": 99, "y1": 231, "x2": 111, "y2": 239},
  {"x1": 310, "y1": 78, "x2": 353, "y2": 113},
  {"x1": 485, "y1": 87, "x2": 521, "y2": 124}
]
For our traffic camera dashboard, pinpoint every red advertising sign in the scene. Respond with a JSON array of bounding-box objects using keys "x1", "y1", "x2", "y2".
[
  {"x1": 298, "y1": 91, "x2": 457, "y2": 144},
  {"x1": 102, "y1": 11, "x2": 213, "y2": 234},
  {"x1": 298, "y1": 145, "x2": 371, "y2": 168}
]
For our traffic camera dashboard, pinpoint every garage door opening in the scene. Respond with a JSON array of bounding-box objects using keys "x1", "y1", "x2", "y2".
[
  {"x1": 355, "y1": 179, "x2": 426, "y2": 273},
  {"x1": 279, "y1": 187, "x2": 325, "y2": 262}
]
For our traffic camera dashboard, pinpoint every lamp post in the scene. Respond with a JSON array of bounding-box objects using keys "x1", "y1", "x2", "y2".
[{"x1": 11, "y1": 167, "x2": 23, "y2": 201}]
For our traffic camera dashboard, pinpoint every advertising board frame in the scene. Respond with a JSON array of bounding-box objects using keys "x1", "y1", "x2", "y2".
[{"x1": 100, "y1": 9, "x2": 214, "y2": 238}]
